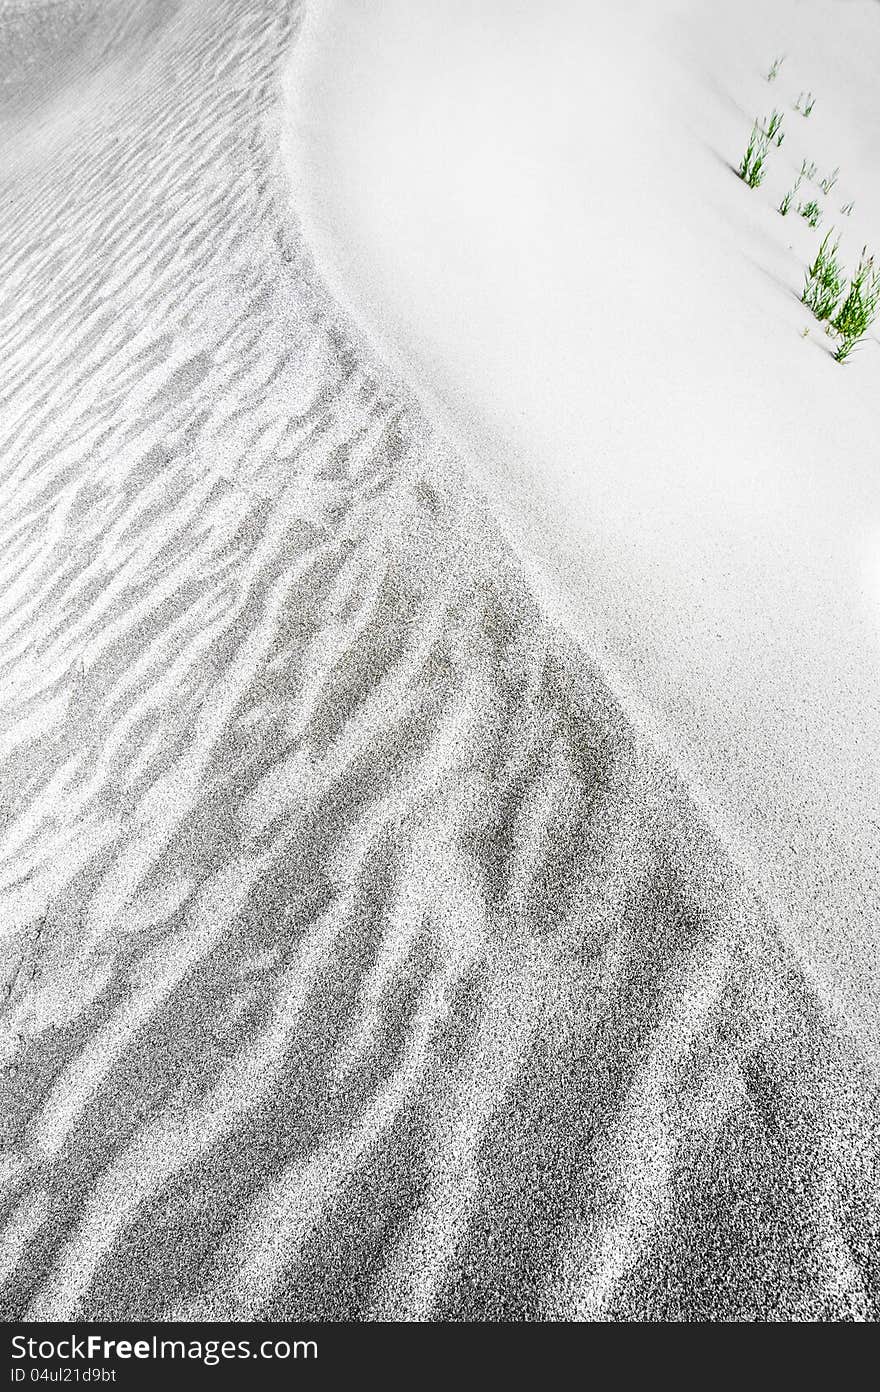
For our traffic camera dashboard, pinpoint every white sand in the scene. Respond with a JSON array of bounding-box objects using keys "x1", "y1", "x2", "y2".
[
  {"x1": 0, "y1": 0, "x2": 878, "y2": 1322},
  {"x1": 285, "y1": 0, "x2": 880, "y2": 1057}
]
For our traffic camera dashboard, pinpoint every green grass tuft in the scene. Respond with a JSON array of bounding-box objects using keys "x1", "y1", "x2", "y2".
[
  {"x1": 832, "y1": 250, "x2": 880, "y2": 362},
  {"x1": 819, "y1": 166, "x2": 839, "y2": 194},
  {"x1": 762, "y1": 109, "x2": 784, "y2": 142},
  {"x1": 738, "y1": 121, "x2": 770, "y2": 188},
  {"x1": 779, "y1": 177, "x2": 801, "y2": 216},
  {"x1": 766, "y1": 56, "x2": 785, "y2": 82},
  {"x1": 795, "y1": 91, "x2": 816, "y2": 116},
  {"x1": 799, "y1": 198, "x2": 822, "y2": 228},
  {"x1": 799, "y1": 159, "x2": 817, "y2": 181},
  {"x1": 840, "y1": 200, "x2": 854, "y2": 217},
  {"x1": 802, "y1": 232, "x2": 844, "y2": 321}
]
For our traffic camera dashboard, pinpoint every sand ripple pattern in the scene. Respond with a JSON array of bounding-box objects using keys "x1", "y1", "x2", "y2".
[{"x1": 0, "y1": 0, "x2": 877, "y2": 1320}]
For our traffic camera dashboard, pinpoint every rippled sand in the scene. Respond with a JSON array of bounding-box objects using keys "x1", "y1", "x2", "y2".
[{"x1": 1, "y1": 0, "x2": 877, "y2": 1321}]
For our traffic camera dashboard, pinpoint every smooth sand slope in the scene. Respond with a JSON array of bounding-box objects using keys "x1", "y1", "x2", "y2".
[
  {"x1": 0, "y1": 0, "x2": 878, "y2": 1321},
  {"x1": 286, "y1": 0, "x2": 880, "y2": 1059}
]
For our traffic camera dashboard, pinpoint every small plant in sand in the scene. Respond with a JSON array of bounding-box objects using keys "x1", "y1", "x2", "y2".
[
  {"x1": 779, "y1": 177, "x2": 802, "y2": 216},
  {"x1": 799, "y1": 198, "x2": 822, "y2": 228},
  {"x1": 762, "y1": 109, "x2": 785, "y2": 144},
  {"x1": 738, "y1": 122, "x2": 770, "y2": 188},
  {"x1": 802, "y1": 231, "x2": 845, "y2": 320},
  {"x1": 795, "y1": 91, "x2": 816, "y2": 116},
  {"x1": 840, "y1": 200, "x2": 854, "y2": 217},
  {"x1": 832, "y1": 250, "x2": 880, "y2": 362},
  {"x1": 766, "y1": 55, "x2": 785, "y2": 82},
  {"x1": 819, "y1": 166, "x2": 840, "y2": 194},
  {"x1": 800, "y1": 159, "x2": 818, "y2": 182}
]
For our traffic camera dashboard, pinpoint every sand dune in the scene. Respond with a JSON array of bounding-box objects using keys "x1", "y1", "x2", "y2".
[
  {"x1": 286, "y1": 0, "x2": 880, "y2": 1059},
  {"x1": 1, "y1": 0, "x2": 878, "y2": 1321}
]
